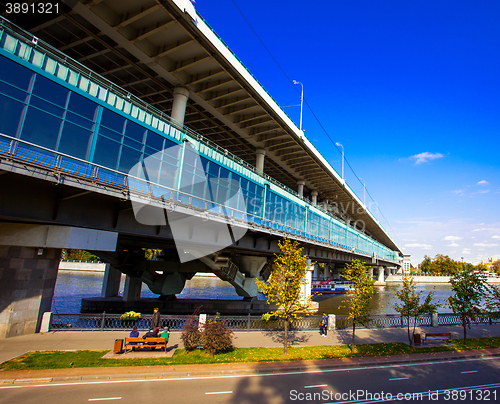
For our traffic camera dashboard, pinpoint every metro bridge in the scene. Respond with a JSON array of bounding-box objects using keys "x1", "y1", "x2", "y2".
[{"x1": 0, "y1": 1, "x2": 401, "y2": 338}]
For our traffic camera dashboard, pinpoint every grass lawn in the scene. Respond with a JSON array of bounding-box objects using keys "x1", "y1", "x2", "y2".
[{"x1": 1, "y1": 337, "x2": 500, "y2": 371}]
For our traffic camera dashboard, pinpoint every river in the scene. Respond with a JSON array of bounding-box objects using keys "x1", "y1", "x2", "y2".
[{"x1": 52, "y1": 271, "x2": 454, "y2": 315}]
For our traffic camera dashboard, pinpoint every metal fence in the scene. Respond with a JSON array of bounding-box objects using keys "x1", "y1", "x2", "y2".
[
  {"x1": 49, "y1": 312, "x2": 500, "y2": 332},
  {"x1": 50, "y1": 313, "x2": 324, "y2": 332}
]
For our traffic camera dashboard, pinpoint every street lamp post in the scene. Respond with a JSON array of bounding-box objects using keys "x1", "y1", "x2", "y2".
[
  {"x1": 293, "y1": 80, "x2": 303, "y2": 131},
  {"x1": 335, "y1": 142, "x2": 344, "y2": 180}
]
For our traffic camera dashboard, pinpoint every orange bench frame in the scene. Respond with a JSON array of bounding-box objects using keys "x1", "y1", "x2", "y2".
[{"x1": 124, "y1": 337, "x2": 167, "y2": 353}]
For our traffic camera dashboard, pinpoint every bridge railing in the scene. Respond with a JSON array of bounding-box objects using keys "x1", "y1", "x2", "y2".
[
  {"x1": 49, "y1": 312, "x2": 500, "y2": 332},
  {"x1": 0, "y1": 132, "x2": 399, "y2": 263},
  {"x1": 0, "y1": 16, "x2": 400, "y2": 264}
]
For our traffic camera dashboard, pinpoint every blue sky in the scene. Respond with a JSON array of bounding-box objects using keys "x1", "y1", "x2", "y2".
[{"x1": 194, "y1": 0, "x2": 500, "y2": 266}]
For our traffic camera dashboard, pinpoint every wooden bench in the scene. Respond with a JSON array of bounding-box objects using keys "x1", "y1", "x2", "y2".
[
  {"x1": 124, "y1": 337, "x2": 166, "y2": 353},
  {"x1": 423, "y1": 332, "x2": 451, "y2": 344}
]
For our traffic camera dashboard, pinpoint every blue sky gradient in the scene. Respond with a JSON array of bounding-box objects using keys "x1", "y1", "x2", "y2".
[{"x1": 195, "y1": 0, "x2": 500, "y2": 265}]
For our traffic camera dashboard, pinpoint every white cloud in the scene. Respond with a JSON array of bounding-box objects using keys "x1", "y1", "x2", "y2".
[
  {"x1": 447, "y1": 243, "x2": 460, "y2": 247},
  {"x1": 477, "y1": 180, "x2": 489, "y2": 185},
  {"x1": 473, "y1": 243, "x2": 498, "y2": 247},
  {"x1": 444, "y1": 236, "x2": 463, "y2": 241},
  {"x1": 462, "y1": 248, "x2": 472, "y2": 255},
  {"x1": 410, "y1": 152, "x2": 444, "y2": 165},
  {"x1": 492, "y1": 235, "x2": 500, "y2": 239},
  {"x1": 405, "y1": 243, "x2": 432, "y2": 250}
]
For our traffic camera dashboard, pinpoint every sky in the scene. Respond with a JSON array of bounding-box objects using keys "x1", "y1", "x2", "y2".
[{"x1": 194, "y1": 0, "x2": 500, "y2": 266}]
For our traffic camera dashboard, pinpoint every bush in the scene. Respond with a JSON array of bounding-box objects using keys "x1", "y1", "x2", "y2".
[
  {"x1": 180, "y1": 315, "x2": 201, "y2": 351},
  {"x1": 202, "y1": 316, "x2": 234, "y2": 356}
]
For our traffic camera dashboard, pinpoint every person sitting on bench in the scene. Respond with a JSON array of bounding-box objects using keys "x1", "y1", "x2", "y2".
[{"x1": 142, "y1": 327, "x2": 160, "y2": 350}]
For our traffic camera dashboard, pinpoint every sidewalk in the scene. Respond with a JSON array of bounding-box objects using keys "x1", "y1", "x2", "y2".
[{"x1": 1, "y1": 324, "x2": 500, "y2": 383}]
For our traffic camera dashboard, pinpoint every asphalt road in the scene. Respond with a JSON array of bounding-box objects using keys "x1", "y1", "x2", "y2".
[{"x1": 1, "y1": 357, "x2": 500, "y2": 404}]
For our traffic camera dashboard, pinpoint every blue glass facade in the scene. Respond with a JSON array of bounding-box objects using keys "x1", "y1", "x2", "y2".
[{"x1": 0, "y1": 21, "x2": 398, "y2": 262}]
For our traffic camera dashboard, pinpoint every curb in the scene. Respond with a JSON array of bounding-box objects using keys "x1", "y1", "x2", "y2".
[{"x1": 2, "y1": 350, "x2": 500, "y2": 385}]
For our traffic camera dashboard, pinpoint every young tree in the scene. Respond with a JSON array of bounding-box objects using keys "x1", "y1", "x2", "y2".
[
  {"x1": 449, "y1": 269, "x2": 488, "y2": 345},
  {"x1": 394, "y1": 274, "x2": 439, "y2": 346},
  {"x1": 341, "y1": 260, "x2": 376, "y2": 353},
  {"x1": 255, "y1": 237, "x2": 316, "y2": 355}
]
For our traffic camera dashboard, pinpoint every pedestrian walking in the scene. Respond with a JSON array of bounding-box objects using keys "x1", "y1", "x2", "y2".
[
  {"x1": 151, "y1": 307, "x2": 161, "y2": 329},
  {"x1": 320, "y1": 312, "x2": 328, "y2": 337}
]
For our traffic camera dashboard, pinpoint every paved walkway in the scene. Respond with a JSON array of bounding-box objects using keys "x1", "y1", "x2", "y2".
[{"x1": 1, "y1": 324, "x2": 500, "y2": 383}]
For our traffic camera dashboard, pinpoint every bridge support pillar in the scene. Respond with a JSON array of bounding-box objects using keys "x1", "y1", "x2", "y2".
[
  {"x1": 0, "y1": 246, "x2": 60, "y2": 338},
  {"x1": 123, "y1": 276, "x2": 142, "y2": 302},
  {"x1": 101, "y1": 264, "x2": 121, "y2": 298},
  {"x1": 297, "y1": 180, "x2": 305, "y2": 197},
  {"x1": 256, "y1": 149, "x2": 266, "y2": 173},
  {"x1": 171, "y1": 87, "x2": 190, "y2": 125},
  {"x1": 311, "y1": 190, "x2": 318, "y2": 205},
  {"x1": 374, "y1": 266, "x2": 386, "y2": 285}
]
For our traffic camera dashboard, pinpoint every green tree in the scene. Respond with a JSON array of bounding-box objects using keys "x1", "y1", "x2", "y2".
[
  {"x1": 420, "y1": 256, "x2": 433, "y2": 274},
  {"x1": 341, "y1": 260, "x2": 376, "y2": 353},
  {"x1": 449, "y1": 269, "x2": 489, "y2": 345},
  {"x1": 62, "y1": 249, "x2": 99, "y2": 262},
  {"x1": 255, "y1": 237, "x2": 316, "y2": 355},
  {"x1": 394, "y1": 274, "x2": 439, "y2": 346}
]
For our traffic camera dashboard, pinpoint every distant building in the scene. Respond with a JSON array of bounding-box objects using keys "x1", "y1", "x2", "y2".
[{"x1": 401, "y1": 254, "x2": 412, "y2": 274}]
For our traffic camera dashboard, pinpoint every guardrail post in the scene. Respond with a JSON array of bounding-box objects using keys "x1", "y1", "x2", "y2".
[
  {"x1": 247, "y1": 313, "x2": 251, "y2": 331},
  {"x1": 431, "y1": 313, "x2": 438, "y2": 327},
  {"x1": 101, "y1": 311, "x2": 106, "y2": 331},
  {"x1": 328, "y1": 314, "x2": 335, "y2": 331}
]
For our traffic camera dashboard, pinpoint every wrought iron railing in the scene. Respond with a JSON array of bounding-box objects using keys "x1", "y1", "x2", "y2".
[{"x1": 49, "y1": 312, "x2": 500, "y2": 332}]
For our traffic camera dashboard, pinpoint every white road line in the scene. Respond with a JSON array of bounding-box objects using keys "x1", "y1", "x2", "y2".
[
  {"x1": 461, "y1": 370, "x2": 478, "y2": 374},
  {"x1": 205, "y1": 391, "x2": 232, "y2": 395},
  {"x1": 88, "y1": 398, "x2": 121, "y2": 401},
  {"x1": 1, "y1": 357, "x2": 496, "y2": 390},
  {"x1": 388, "y1": 377, "x2": 409, "y2": 381},
  {"x1": 304, "y1": 384, "x2": 328, "y2": 388}
]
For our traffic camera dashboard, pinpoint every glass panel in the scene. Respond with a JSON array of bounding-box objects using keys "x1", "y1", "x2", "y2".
[
  {"x1": 118, "y1": 145, "x2": 142, "y2": 175},
  {"x1": 67, "y1": 92, "x2": 98, "y2": 121},
  {"x1": 20, "y1": 107, "x2": 62, "y2": 149},
  {"x1": 58, "y1": 121, "x2": 92, "y2": 160},
  {"x1": 123, "y1": 135, "x2": 142, "y2": 151},
  {"x1": 125, "y1": 120, "x2": 146, "y2": 143},
  {"x1": 65, "y1": 111, "x2": 94, "y2": 130},
  {"x1": 0, "y1": 55, "x2": 34, "y2": 90},
  {"x1": 100, "y1": 108, "x2": 125, "y2": 133},
  {"x1": 0, "y1": 81, "x2": 29, "y2": 102},
  {"x1": 98, "y1": 126, "x2": 122, "y2": 142},
  {"x1": 32, "y1": 75, "x2": 69, "y2": 107},
  {"x1": 29, "y1": 49, "x2": 44, "y2": 68},
  {"x1": 30, "y1": 96, "x2": 65, "y2": 117},
  {"x1": 159, "y1": 161, "x2": 177, "y2": 188},
  {"x1": 145, "y1": 131, "x2": 164, "y2": 151},
  {"x1": 93, "y1": 136, "x2": 120, "y2": 170},
  {"x1": 0, "y1": 94, "x2": 26, "y2": 137},
  {"x1": 66, "y1": 69, "x2": 79, "y2": 86},
  {"x1": 142, "y1": 155, "x2": 161, "y2": 183}
]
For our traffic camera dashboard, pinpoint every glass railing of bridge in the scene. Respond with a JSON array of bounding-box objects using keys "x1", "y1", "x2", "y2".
[{"x1": 0, "y1": 17, "x2": 399, "y2": 263}]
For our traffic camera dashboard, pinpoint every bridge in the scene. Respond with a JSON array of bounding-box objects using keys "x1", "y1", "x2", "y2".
[{"x1": 0, "y1": 0, "x2": 401, "y2": 338}]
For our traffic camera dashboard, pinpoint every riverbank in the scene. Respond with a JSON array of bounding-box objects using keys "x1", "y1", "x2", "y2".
[
  {"x1": 58, "y1": 261, "x2": 217, "y2": 277},
  {"x1": 385, "y1": 274, "x2": 500, "y2": 283}
]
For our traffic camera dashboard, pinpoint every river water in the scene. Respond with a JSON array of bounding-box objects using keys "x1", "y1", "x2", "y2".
[{"x1": 52, "y1": 271, "x2": 454, "y2": 315}]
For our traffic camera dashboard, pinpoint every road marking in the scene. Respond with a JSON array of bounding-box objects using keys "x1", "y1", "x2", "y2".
[
  {"x1": 205, "y1": 391, "x2": 232, "y2": 395},
  {"x1": 0, "y1": 357, "x2": 497, "y2": 390},
  {"x1": 88, "y1": 398, "x2": 121, "y2": 401},
  {"x1": 461, "y1": 370, "x2": 478, "y2": 374},
  {"x1": 389, "y1": 377, "x2": 409, "y2": 381},
  {"x1": 305, "y1": 384, "x2": 328, "y2": 388}
]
